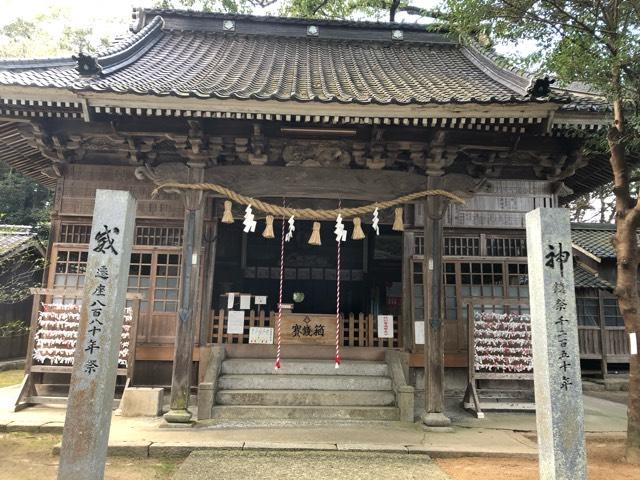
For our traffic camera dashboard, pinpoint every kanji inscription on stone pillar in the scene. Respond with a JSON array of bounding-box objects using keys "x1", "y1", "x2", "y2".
[
  {"x1": 58, "y1": 190, "x2": 136, "y2": 480},
  {"x1": 525, "y1": 208, "x2": 586, "y2": 480}
]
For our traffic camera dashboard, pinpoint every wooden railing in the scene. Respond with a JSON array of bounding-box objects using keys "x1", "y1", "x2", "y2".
[{"x1": 208, "y1": 309, "x2": 400, "y2": 348}]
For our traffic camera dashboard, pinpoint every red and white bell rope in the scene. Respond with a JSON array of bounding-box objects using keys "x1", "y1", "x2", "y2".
[
  {"x1": 335, "y1": 211, "x2": 345, "y2": 368},
  {"x1": 274, "y1": 214, "x2": 286, "y2": 370}
]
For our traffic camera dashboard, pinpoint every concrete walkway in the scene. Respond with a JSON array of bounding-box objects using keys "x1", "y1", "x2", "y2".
[
  {"x1": 0, "y1": 382, "x2": 627, "y2": 460},
  {"x1": 174, "y1": 450, "x2": 452, "y2": 480}
]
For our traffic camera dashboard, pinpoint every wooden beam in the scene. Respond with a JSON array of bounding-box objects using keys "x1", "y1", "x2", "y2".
[{"x1": 204, "y1": 165, "x2": 428, "y2": 201}]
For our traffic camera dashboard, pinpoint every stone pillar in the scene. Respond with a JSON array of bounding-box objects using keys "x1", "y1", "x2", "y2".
[
  {"x1": 58, "y1": 190, "x2": 136, "y2": 480},
  {"x1": 525, "y1": 208, "x2": 586, "y2": 480},
  {"x1": 421, "y1": 176, "x2": 451, "y2": 428}
]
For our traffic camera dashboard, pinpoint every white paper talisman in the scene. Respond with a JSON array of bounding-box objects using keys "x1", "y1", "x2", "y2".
[
  {"x1": 240, "y1": 295, "x2": 251, "y2": 310},
  {"x1": 255, "y1": 296, "x2": 267, "y2": 305},
  {"x1": 227, "y1": 310, "x2": 245, "y2": 334},
  {"x1": 377, "y1": 315, "x2": 394, "y2": 338},
  {"x1": 227, "y1": 293, "x2": 235, "y2": 309},
  {"x1": 414, "y1": 321, "x2": 425, "y2": 345}
]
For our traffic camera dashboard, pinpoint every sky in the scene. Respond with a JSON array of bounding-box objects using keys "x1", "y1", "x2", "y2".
[
  {"x1": 0, "y1": 0, "x2": 534, "y2": 65},
  {"x1": 0, "y1": 0, "x2": 442, "y2": 35}
]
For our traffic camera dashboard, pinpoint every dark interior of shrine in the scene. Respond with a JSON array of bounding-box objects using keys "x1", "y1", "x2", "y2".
[{"x1": 212, "y1": 220, "x2": 402, "y2": 316}]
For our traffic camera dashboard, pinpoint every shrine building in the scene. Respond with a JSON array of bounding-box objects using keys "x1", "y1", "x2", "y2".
[{"x1": 0, "y1": 9, "x2": 610, "y2": 423}]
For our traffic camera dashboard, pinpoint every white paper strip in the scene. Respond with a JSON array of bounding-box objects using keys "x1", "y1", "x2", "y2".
[
  {"x1": 255, "y1": 296, "x2": 267, "y2": 305},
  {"x1": 240, "y1": 295, "x2": 251, "y2": 310},
  {"x1": 377, "y1": 315, "x2": 394, "y2": 338},
  {"x1": 227, "y1": 310, "x2": 245, "y2": 334},
  {"x1": 414, "y1": 321, "x2": 425, "y2": 345},
  {"x1": 249, "y1": 327, "x2": 274, "y2": 344},
  {"x1": 227, "y1": 293, "x2": 235, "y2": 309},
  {"x1": 631, "y1": 332, "x2": 638, "y2": 355}
]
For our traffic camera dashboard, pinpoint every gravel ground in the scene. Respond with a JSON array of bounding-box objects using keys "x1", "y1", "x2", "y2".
[{"x1": 173, "y1": 450, "x2": 451, "y2": 480}]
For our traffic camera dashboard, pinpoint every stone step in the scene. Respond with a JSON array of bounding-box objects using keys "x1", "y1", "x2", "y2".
[
  {"x1": 218, "y1": 374, "x2": 393, "y2": 391},
  {"x1": 221, "y1": 359, "x2": 389, "y2": 377},
  {"x1": 210, "y1": 405, "x2": 400, "y2": 421},
  {"x1": 216, "y1": 389, "x2": 396, "y2": 406}
]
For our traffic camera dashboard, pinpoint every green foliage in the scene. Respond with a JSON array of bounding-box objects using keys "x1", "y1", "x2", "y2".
[
  {"x1": 0, "y1": 6, "x2": 111, "y2": 58},
  {"x1": 282, "y1": 0, "x2": 425, "y2": 21},
  {"x1": 0, "y1": 164, "x2": 51, "y2": 228},
  {"x1": 155, "y1": 0, "x2": 252, "y2": 14},
  {"x1": 442, "y1": 1, "x2": 639, "y2": 103},
  {"x1": 0, "y1": 243, "x2": 47, "y2": 304},
  {"x1": 154, "y1": 0, "x2": 286, "y2": 14},
  {"x1": 0, "y1": 320, "x2": 29, "y2": 338}
]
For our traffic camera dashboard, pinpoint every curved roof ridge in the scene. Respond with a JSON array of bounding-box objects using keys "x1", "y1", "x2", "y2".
[
  {"x1": 76, "y1": 15, "x2": 164, "y2": 76},
  {"x1": 134, "y1": 8, "x2": 451, "y2": 34},
  {"x1": 0, "y1": 56, "x2": 75, "y2": 70},
  {"x1": 460, "y1": 39, "x2": 533, "y2": 96}
]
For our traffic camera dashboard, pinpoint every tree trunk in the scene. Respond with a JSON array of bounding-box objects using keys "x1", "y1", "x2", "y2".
[{"x1": 608, "y1": 96, "x2": 640, "y2": 463}]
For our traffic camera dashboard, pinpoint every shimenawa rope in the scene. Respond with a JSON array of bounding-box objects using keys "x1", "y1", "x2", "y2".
[{"x1": 152, "y1": 182, "x2": 464, "y2": 220}]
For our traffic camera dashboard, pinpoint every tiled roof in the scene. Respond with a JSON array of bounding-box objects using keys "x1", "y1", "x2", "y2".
[
  {"x1": 0, "y1": 225, "x2": 36, "y2": 257},
  {"x1": 574, "y1": 264, "x2": 614, "y2": 291},
  {"x1": 571, "y1": 223, "x2": 616, "y2": 259},
  {"x1": 0, "y1": 12, "x2": 568, "y2": 107}
]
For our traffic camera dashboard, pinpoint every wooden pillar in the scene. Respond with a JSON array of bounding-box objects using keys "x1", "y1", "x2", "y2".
[
  {"x1": 421, "y1": 175, "x2": 451, "y2": 427},
  {"x1": 199, "y1": 215, "x2": 218, "y2": 347},
  {"x1": 164, "y1": 176, "x2": 205, "y2": 424},
  {"x1": 598, "y1": 290, "x2": 609, "y2": 378},
  {"x1": 402, "y1": 231, "x2": 415, "y2": 351}
]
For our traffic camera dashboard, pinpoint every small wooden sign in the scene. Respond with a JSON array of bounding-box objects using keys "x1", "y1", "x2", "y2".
[{"x1": 281, "y1": 313, "x2": 337, "y2": 346}]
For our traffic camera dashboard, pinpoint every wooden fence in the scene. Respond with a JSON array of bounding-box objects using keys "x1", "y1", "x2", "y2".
[{"x1": 208, "y1": 309, "x2": 401, "y2": 348}]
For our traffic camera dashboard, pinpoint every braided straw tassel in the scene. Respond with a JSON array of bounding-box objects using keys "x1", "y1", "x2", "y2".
[
  {"x1": 222, "y1": 200, "x2": 234, "y2": 224},
  {"x1": 262, "y1": 215, "x2": 275, "y2": 239},
  {"x1": 352, "y1": 217, "x2": 365, "y2": 240},
  {"x1": 392, "y1": 207, "x2": 404, "y2": 231},
  {"x1": 308, "y1": 222, "x2": 322, "y2": 246}
]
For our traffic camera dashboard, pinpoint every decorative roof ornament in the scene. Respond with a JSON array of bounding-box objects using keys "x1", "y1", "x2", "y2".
[
  {"x1": 392, "y1": 29, "x2": 403, "y2": 41},
  {"x1": 223, "y1": 20, "x2": 236, "y2": 32},
  {"x1": 307, "y1": 25, "x2": 319, "y2": 36},
  {"x1": 74, "y1": 53, "x2": 101, "y2": 76},
  {"x1": 527, "y1": 76, "x2": 555, "y2": 99}
]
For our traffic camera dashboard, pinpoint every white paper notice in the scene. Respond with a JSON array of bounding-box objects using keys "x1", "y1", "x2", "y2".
[
  {"x1": 227, "y1": 310, "x2": 245, "y2": 334},
  {"x1": 255, "y1": 296, "x2": 267, "y2": 305},
  {"x1": 631, "y1": 332, "x2": 638, "y2": 355},
  {"x1": 377, "y1": 315, "x2": 394, "y2": 338},
  {"x1": 240, "y1": 295, "x2": 251, "y2": 310},
  {"x1": 414, "y1": 321, "x2": 425, "y2": 345},
  {"x1": 249, "y1": 327, "x2": 274, "y2": 344},
  {"x1": 227, "y1": 293, "x2": 235, "y2": 309}
]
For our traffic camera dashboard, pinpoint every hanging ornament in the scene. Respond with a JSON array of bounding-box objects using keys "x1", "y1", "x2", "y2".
[
  {"x1": 308, "y1": 221, "x2": 322, "y2": 246},
  {"x1": 262, "y1": 215, "x2": 275, "y2": 239},
  {"x1": 334, "y1": 214, "x2": 347, "y2": 242},
  {"x1": 372, "y1": 207, "x2": 380, "y2": 235},
  {"x1": 351, "y1": 217, "x2": 365, "y2": 240},
  {"x1": 392, "y1": 207, "x2": 404, "y2": 231},
  {"x1": 222, "y1": 200, "x2": 234, "y2": 224},
  {"x1": 285, "y1": 215, "x2": 295, "y2": 242},
  {"x1": 243, "y1": 205, "x2": 257, "y2": 233}
]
